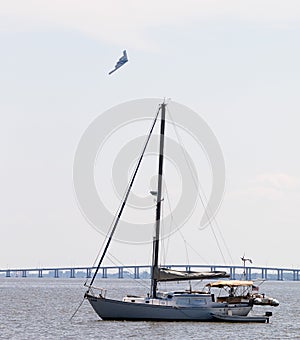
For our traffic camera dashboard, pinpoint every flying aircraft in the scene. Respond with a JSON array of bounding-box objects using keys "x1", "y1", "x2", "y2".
[{"x1": 109, "y1": 50, "x2": 128, "y2": 75}]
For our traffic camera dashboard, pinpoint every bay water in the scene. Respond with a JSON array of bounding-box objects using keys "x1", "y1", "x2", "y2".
[{"x1": 0, "y1": 278, "x2": 299, "y2": 339}]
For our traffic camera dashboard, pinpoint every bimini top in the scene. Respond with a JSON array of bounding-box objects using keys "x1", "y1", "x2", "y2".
[{"x1": 206, "y1": 280, "x2": 254, "y2": 288}]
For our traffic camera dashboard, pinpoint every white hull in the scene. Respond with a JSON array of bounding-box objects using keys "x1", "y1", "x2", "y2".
[{"x1": 86, "y1": 294, "x2": 252, "y2": 321}]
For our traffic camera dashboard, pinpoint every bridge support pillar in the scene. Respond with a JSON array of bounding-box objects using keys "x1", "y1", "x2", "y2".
[
  {"x1": 54, "y1": 269, "x2": 59, "y2": 278},
  {"x1": 134, "y1": 267, "x2": 139, "y2": 279},
  {"x1": 38, "y1": 270, "x2": 43, "y2": 278},
  {"x1": 118, "y1": 267, "x2": 123, "y2": 279},
  {"x1": 102, "y1": 268, "x2": 107, "y2": 278},
  {"x1": 70, "y1": 269, "x2": 75, "y2": 278},
  {"x1": 246, "y1": 268, "x2": 251, "y2": 280},
  {"x1": 22, "y1": 270, "x2": 27, "y2": 278},
  {"x1": 277, "y1": 269, "x2": 283, "y2": 281},
  {"x1": 86, "y1": 268, "x2": 91, "y2": 278},
  {"x1": 230, "y1": 267, "x2": 236, "y2": 279},
  {"x1": 6, "y1": 270, "x2": 10, "y2": 277},
  {"x1": 261, "y1": 268, "x2": 268, "y2": 280}
]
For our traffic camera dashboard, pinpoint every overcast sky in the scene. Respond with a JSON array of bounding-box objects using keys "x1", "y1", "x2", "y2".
[{"x1": 1, "y1": 1, "x2": 300, "y2": 269}]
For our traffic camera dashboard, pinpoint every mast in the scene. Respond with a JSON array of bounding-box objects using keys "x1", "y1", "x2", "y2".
[{"x1": 151, "y1": 102, "x2": 166, "y2": 298}]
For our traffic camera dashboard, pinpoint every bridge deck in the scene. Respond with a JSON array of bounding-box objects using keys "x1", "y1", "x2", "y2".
[{"x1": 0, "y1": 264, "x2": 299, "y2": 280}]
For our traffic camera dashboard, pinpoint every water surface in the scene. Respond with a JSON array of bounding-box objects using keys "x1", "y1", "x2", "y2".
[{"x1": 0, "y1": 278, "x2": 299, "y2": 339}]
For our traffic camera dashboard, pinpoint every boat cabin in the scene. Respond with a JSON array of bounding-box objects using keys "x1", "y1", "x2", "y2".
[{"x1": 123, "y1": 290, "x2": 215, "y2": 307}]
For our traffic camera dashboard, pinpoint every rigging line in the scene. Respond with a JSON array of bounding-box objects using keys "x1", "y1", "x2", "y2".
[
  {"x1": 195, "y1": 189, "x2": 233, "y2": 264},
  {"x1": 164, "y1": 182, "x2": 190, "y2": 266},
  {"x1": 178, "y1": 228, "x2": 190, "y2": 267},
  {"x1": 87, "y1": 105, "x2": 164, "y2": 286},
  {"x1": 168, "y1": 112, "x2": 233, "y2": 264},
  {"x1": 160, "y1": 201, "x2": 172, "y2": 267},
  {"x1": 188, "y1": 155, "x2": 232, "y2": 264},
  {"x1": 196, "y1": 185, "x2": 234, "y2": 263},
  {"x1": 70, "y1": 297, "x2": 85, "y2": 321},
  {"x1": 87, "y1": 105, "x2": 162, "y2": 289},
  {"x1": 185, "y1": 239, "x2": 209, "y2": 264},
  {"x1": 83, "y1": 238, "x2": 108, "y2": 286},
  {"x1": 160, "y1": 189, "x2": 172, "y2": 267},
  {"x1": 208, "y1": 218, "x2": 234, "y2": 264},
  {"x1": 166, "y1": 108, "x2": 228, "y2": 264},
  {"x1": 105, "y1": 252, "x2": 150, "y2": 290},
  {"x1": 162, "y1": 183, "x2": 174, "y2": 266},
  {"x1": 164, "y1": 182, "x2": 209, "y2": 264},
  {"x1": 84, "y1": 175, "x2": 138, "y2": 283},
  {"x1": 160, "y1": 202, "x2": 165, "y2": 266},
  {"x1": 166, "y1": 184, "x2": 190, "y2": 266},
  {"x1": 83, "y1": 210, "x2": 128, "y2": 287},
  {"x1": 197, "y1": 200, "x2": 233, "y2": 264}
]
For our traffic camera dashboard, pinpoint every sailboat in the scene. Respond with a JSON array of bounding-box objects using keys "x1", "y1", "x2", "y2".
[{"x1": 84, "y1": 101, "x2": 278, "y2": 322}]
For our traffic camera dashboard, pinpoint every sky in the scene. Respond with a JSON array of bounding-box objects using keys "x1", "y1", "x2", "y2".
[{"x1": 0, "y1": 1, "x2": 300, "y2": 269}]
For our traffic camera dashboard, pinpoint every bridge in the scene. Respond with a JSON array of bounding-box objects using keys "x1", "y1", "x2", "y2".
[{"x1": 0, "y1": 264, "x2": 299, "y2": 281}]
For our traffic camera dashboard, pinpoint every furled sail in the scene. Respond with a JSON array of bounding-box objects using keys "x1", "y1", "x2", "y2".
[
  {"x1": 153, "y1": 267, "x2": 230, "y2": 282},
  {"x1": 206, "y1": 280, "x2": 254, "y2": 288}
]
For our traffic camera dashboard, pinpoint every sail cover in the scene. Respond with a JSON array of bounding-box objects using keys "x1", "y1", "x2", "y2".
[
  {"x1": 206, "y1": 280, "x2": 254, "y2": 288},
  {"x1": 153, "y1": 267, "x2": 230, "y2": 282}
]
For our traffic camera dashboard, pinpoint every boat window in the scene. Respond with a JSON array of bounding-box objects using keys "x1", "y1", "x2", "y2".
[
  {"x1": 190, "y1": 298, "x2": 207, "y2": 305},
  {"x1": 176, "y1": 298, "x2": 190, "y2": 306}
]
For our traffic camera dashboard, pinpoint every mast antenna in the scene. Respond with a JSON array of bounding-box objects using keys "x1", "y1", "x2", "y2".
[{"x1": 241, "y1": 255, "x2": 252, "y2": 279}]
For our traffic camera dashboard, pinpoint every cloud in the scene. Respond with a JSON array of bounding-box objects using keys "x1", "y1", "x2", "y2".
[
  {"x1": 229, "y1": 173, "x2": 300, "y2": 200},
  {"x1": 1, "y1": 1, "x2": 300, "y2": 49},
  {"x1": 254, "y1": 173, "x2": 300, "y2": 191}
]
